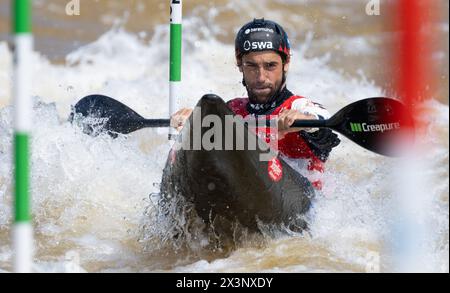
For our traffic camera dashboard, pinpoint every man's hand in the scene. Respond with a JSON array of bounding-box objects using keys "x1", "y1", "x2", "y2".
[
  {"x1": 170, "y1": 108, "x2": 193, "y2": 131},
  {"x1": 278, "y1": 108, "x2": 316, "y2": 139}
]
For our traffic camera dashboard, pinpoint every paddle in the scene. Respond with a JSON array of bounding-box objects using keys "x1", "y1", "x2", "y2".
[
  {"x1": 291, "y1": 97, "x2": 413, "y2": 157},
  {"x1": 69, "y1": 95, "x2": 170, "y2": 137},
  {"x1": 70, "y1": 94, "x2": 413, "y2": 156}
]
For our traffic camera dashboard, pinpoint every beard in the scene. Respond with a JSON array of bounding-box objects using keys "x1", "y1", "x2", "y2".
[{"x1": 245, "y1": 76, "x2": 284, "y2": 104}]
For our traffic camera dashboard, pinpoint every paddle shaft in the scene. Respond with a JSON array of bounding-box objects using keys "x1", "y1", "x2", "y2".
[
  {"x1": 291, "y1": 119, "x2": 328, "y2": 128},
  {"x1": 144, "y1": 118, "x2": 330, "y2": 129},
  {"x1": 143, "y1": 118, "x2": 327, "y2": 129},
  {"x1": 143, "y1": 119, "x2": 170, "y2": 128}
]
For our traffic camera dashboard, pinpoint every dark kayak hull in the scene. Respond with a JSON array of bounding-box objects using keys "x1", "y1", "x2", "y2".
[{"x1": 160, "y1": 95, "x2": 315, "y2": 232}]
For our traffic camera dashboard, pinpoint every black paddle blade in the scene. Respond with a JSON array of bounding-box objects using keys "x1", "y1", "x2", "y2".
[
  {"x1": 328, "y1": 97, "x2": 414, "y2": 157},
  {"x1": 69, "y1": 95, "x2": 148, "y2": 137}
]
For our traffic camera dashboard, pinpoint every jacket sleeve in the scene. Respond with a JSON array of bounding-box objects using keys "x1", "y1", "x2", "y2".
[
  {"x1": 291, "y1": 98, "x2": 331, "y2": 121},
  {"x1": 291, "y1": 97, "x2": 340, "y2": 162}
]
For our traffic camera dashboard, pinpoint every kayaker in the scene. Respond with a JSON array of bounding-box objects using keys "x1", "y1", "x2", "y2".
[{"x1": 171, "y1": 18, "x2": 340, "y2": 189}]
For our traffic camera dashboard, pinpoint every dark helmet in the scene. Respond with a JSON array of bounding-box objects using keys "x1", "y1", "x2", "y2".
[{"x1": 235, "y1": 18, "x2": 291, "y2": 63}]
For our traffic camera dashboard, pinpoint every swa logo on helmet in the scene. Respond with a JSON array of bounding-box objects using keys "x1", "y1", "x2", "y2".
[{"x1": 243, "y1": 41, "x2": 274, "y2": 51}]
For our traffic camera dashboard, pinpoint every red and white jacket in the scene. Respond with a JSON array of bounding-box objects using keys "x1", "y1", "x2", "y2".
[{"x1": 227, "y1": 95, "x2": 331, "y2": 190}]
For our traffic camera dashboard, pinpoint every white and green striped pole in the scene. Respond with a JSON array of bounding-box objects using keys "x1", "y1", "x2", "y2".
[
  {"x1": 12, "y1": 0, "x2": 33, "y2": 273},
  {"x1": 169, "y1": 0, "x2": 182, "y2": 140}
]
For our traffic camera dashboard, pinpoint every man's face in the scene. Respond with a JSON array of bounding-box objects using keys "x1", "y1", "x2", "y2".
[{"x1": 239, "y1": 51, "x2": 289, "y2": 104}]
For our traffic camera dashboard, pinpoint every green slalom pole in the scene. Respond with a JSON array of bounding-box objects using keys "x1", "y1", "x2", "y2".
[
  {"x1": 169, "y1": 0, "x2": 182, "y2": 140},
  {"x1": 12, "y1": 0, "x2": 33, "y2": 273}
]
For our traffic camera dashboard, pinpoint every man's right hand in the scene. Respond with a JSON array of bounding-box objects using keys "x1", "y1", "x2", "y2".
[{"x1": 170, "y1": 108, "x2": 193, "y2": 131}]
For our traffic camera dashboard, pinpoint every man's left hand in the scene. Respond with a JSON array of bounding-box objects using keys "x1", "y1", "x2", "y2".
[{"x1": 277, "y1": 108, "x2": 316, "y2": 139}]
